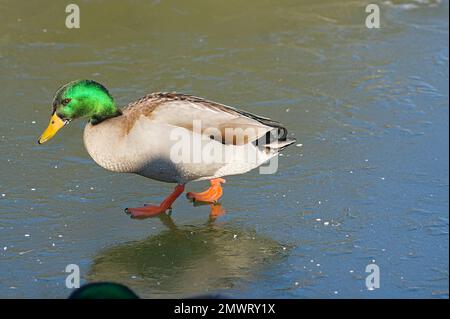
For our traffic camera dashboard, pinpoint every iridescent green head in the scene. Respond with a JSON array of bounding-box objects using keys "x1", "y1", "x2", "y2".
[
  {"x1": 53, "y1": 79, "x2": 121, "y2": 123},
  {"x1": 38, "y1": 80, "x2": 122, "y2": 144}
]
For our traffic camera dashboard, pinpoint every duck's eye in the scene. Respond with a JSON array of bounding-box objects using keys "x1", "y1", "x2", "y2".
[{"x1": 61, "y1": 98, "x2": 71, "y2": 106}]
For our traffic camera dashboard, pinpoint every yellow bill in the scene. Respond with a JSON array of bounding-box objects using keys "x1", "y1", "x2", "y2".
[{"x1": 38, "y1": 113, "x2": 67, "y2": 144}]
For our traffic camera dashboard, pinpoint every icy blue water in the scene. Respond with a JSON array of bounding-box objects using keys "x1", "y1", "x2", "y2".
[{"x1": 0, "y1": 0, "x2": 448, "y2": 298}]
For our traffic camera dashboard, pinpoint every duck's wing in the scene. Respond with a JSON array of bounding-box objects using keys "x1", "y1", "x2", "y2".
[{"x1": 122, "y1": 92, "x2": 289, "y2": 145}]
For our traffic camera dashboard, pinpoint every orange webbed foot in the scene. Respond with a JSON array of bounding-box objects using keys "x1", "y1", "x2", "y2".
[
  {"x1": 125, "y1": 205, "x2": 170, "y2": 219},
  {"x1": 186, "y1": 178, "x2": 225, "y2": 203},
  {"x1": 125, "y1": 184, "x2": 185, "y2": 220}
]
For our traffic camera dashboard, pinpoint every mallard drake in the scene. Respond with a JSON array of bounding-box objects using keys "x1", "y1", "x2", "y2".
[
  {"x1": 69, "y1": 282, "x2": 139, "y2": 299},
  {"x1": 38, "y1": 80, "x2": 295, "y2": 218}
]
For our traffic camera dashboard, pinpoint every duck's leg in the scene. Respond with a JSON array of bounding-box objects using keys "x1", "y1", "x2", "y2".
[
  {"x1": 186, "y1": 178, "x2": 225, "y2": 203},
  {"x1": 125, "y1": 184, "x2": 185, "y2": 219}
]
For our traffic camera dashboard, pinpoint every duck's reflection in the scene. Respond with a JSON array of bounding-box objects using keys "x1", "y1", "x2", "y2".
[{"x1": 88, "y1": 205, "x2": 288, "y2": 298}]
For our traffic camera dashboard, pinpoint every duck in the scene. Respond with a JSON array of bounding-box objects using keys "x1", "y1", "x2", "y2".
[
  {"x1": 38, "y1": 80, "x2": 295, "y2": 219},
  {"x1": 69, "y1": 282, "x2": 139, "y2": 299}
]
